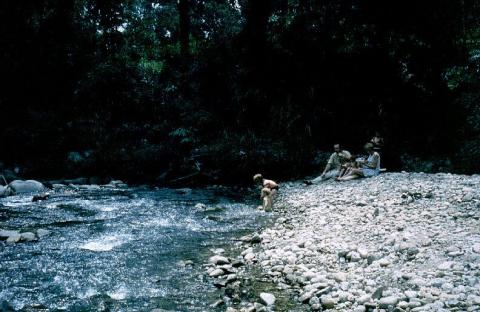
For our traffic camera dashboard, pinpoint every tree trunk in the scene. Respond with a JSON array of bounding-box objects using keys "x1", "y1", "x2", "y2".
[{"x1": 178, "y1": 0, "x2": 189, "y2": 56}]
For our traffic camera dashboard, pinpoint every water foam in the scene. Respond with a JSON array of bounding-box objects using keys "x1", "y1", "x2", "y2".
[
  {"x1": 79, "y1": 235, "x2": 129, "y2": 252},
  {"x1": 107, "y1": 285, "x2": 128, "y2": 300}
]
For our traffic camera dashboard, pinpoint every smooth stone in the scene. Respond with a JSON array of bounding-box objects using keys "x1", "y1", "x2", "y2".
[
  {"x1": 244, "y1": 253, "x2": 255, "y2": 261},
  {"x1": 209, "y1": 255, "x2": 230, "y2": 265},
  {"x1": 321, "y1": 296, "x2": 336, "y2": 309},
  {"x1": 8, "y1": 180, "x2": 46, "y2": 194},
  {"x1": 20, "y1": 232, "x2": 36, "y2": 242},
  {"x1": 6, "y1": 234, "x2": 21, "y2": 243},
  {"x1": 357, "y1": 294, "x2": 371, "y2": 304},
  {"x1": 358, "y1": 248, "x2": 369, "y2": 259},
  {"x1": 209, "y1": 269, "x2": 225, "y2": 277},
  {"x1": 194, "y1": 203, "x2": 207, "y2": 210},
  {"x1": 259, "y1": 292, "x2": 275, "y2": 306},
  {"x1": 332, "y1": 272, "x2": 347, "y2": 282},
  {"x1": 378, "y1": 258, "x2": 391, "y2": 267},
  {"x1": 213, "y1": 279, "x2": 227, "y2": 288},
  {"x1": 405, "y1": 290, "x2": 418, "y2": 298},
  {"x1": 349, "y1": 251, "x2": 362, "y2": 262},
  {"x1": 0, "y1": 230, "x2": 19, "y2": 239},
  {"x1": 472, "y1": 243, "x2": 480, "y2": 253},
  {"x1": 379, "y1": 296, "x2": 398, "y2": 308}
]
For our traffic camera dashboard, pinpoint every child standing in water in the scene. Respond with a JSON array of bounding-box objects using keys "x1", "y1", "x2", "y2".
[{"x1": 253, "y1": 174, "x2": 278, "y2": 212}]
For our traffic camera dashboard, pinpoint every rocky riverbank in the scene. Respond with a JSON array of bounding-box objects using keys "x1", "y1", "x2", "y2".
[{"x1": 212, "y1": 172, "x2": 480, "y2": 311}]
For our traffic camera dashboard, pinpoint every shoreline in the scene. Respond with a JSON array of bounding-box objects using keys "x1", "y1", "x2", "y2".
[{"x1": 211, "y1": 172, "x2": 480, "y2": 311}]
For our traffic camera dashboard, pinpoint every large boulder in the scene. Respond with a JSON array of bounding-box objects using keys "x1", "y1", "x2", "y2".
[{"x1": 8, "y1": 180, "x2": 46, "y2": 194}]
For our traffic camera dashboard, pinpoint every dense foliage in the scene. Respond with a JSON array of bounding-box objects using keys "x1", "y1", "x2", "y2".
[{"x1": 1, "y1": 0, "x2": 479, "y2": 184}]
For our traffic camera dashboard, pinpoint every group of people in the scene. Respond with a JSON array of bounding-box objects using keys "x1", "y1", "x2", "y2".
[
  {"x1": 305, "y1": 141, "x2": 381, "y2": 183},
  {"x1": 254, "y1": 134, "x2": 383, "y2": 210}
]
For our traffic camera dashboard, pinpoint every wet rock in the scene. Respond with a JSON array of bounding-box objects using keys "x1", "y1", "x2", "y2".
[
  {"x1": 0, "y1": 230, "x2": 19, "y2": 240},
  {"x1": 214, "y1": 279, "x2": 228, "y2": 288},
  {"x1": 250, "y1": 234, "x2": 262, "y2": 244},
  {"x1": 20, "y1": 232, "x2": 36, "y2": 242},
  {"x1": 209, "y1": 255, "x2": 230, "y2": 265},
  {"x1": 6, "y1": 234, "x2": 21, "y2": 243},
  {"x1": 259, "y1": 292, "x2": 275, "y2": 306},
  {"x1": 177, "y1": 260, "x2": 194, "y2": 267},
  {"x1": 209, "y1": 269, "x2": 225, "y2": 277},
  {"x1": 194, "y1": 203, "x2": 207, "y2": 210},
  {"x1": 8, "y1": 180, "x2": 46, "y2": 194}
]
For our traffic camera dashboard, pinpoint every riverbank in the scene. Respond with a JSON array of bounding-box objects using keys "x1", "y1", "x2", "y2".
[{"x1": 224, "y1": 172, "x2": 480, "y2": 311}]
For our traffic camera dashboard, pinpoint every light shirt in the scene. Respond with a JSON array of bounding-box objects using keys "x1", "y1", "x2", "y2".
[{"x1": 327, "y1": 150, "x2": 351, "y2": 170}]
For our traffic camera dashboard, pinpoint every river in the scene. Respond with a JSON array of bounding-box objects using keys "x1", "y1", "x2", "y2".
[{"x1": 0, "y1": 185, "x2": 270, "y2": 311}]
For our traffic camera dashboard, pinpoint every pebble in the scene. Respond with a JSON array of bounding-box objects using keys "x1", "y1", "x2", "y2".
[
  {"x1": 259, "y1": 293, "x2": 275, "y2": 306},
  {"x1": 333, "y1": 272, "x2": 347, "y2": 282},
  {"x1": 379, "y1": 296, "x2": 398, "y2": 308},
  {"x1": 357, "y1": 294, "x2": 371, "y2": 304},
  {"x1": 321, "y1": 296, "x2": 336, "y2": 309},
  {"x1": 378, "y1": 258, "x2": 391, "y2": 267}
]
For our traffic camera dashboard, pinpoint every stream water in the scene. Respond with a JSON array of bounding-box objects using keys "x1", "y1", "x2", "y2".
[{"x1": 0, "y1": 186, "x2": 270, "y2": 311}]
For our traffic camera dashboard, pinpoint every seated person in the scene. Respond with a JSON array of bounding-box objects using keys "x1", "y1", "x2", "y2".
[
  {"x1": 370, "y1": 131, "x2": 384, "y2": 151},
  {"x1": 253, "y1": 174, "x2": 278, "y2": 211},
  {"x1": 338, "y1": 154, "x2": 360, "y2": 178},
  {"x1": 337, "y1": 143, "x2": 380, "y2": 181},
  {"x1": 305, "y1": 144, "x2": 351, "y2": 184}
]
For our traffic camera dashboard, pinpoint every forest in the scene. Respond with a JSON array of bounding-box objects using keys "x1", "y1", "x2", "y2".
[{"x1": 1, "y1": 0, "x2": 479, "y2": 184}]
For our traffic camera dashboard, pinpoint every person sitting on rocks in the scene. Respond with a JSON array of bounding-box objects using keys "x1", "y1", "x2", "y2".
[
  {"x1": 253, "y1": 174, "x2": 278, "y2": 211},
  {"x1": 305, "y1": 144, "x2": 351, "y2": 184},
  {"x1": 370, "y1": 131, "x2": 384, "y2": 151},
  {"x1": 338, "y1": 154, "x2": 360, "y2": 179},
  {"x1": 337, "y1": 143, "x2": 380, "y2": 181}
]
